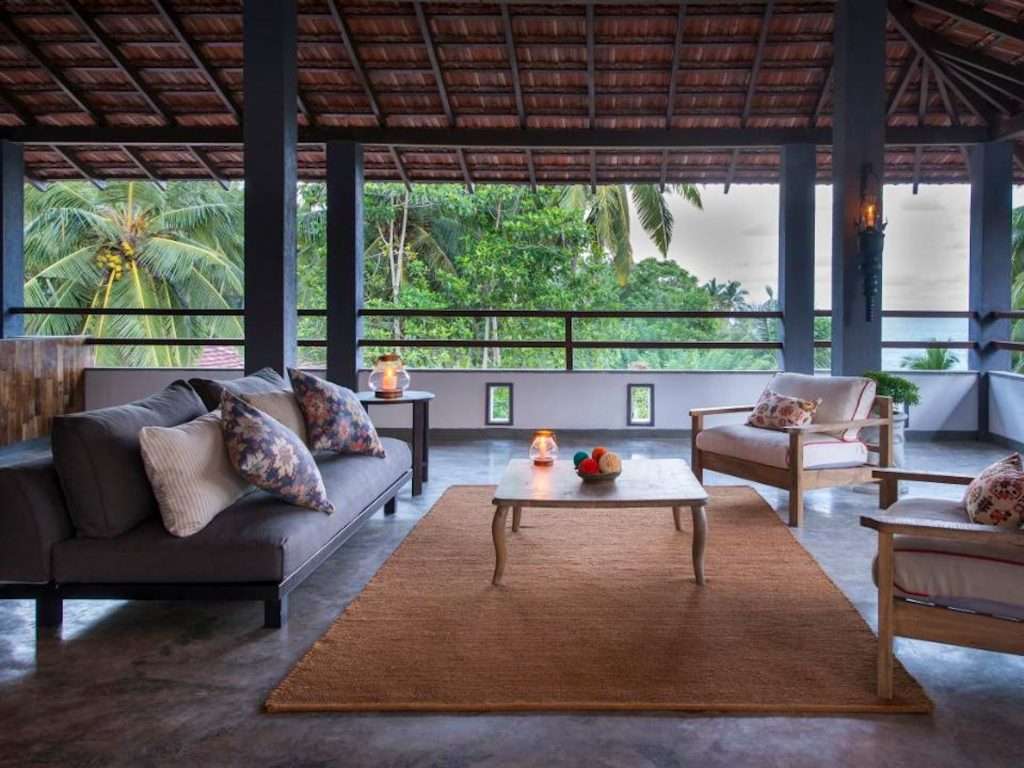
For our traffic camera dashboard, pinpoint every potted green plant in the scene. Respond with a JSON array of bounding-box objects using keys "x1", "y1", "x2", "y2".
[{"x1": 863, "y1": 371, "x2": 920, "y2": 468}]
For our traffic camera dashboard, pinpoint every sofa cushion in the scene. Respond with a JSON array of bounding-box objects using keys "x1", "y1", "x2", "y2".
[
  {"x1": 140, "y1": 411, "x2": 251, "y2": 537},
  {"x1": 766, "y1": 373, "x2": 876, "y2": 441},
  {"x1": 51, "y1": 381, "x2": 206, "y2": 539},
  {"x1": 189, "y1": 367, "x2": 287, "y2": 411},
  {"x1": 239, "y1": 389, "x2": 308, "y2": 444},
  {"x1": 0, "y1": 457, "x2": 74, "y2": 583},
  {"x1": 747, "y1": 390, "x2": 819, "y2": 431},
  {"x1": 695, "y1": 423, "x2": 868, "y2": 469},
  {"x1": 873, "y1": 496, "x2": 1024, "y2": 620},
  {"x1": 289, "y1": 368, "x2": 385, "y2": 457},
  {"x1": 221, "y1": 393, "x2": 333, "y2": 514},
  {"x1": 963, "y1": 453, "x2": 1024, "y2": 529},
  {"x1": 52, "y1": 438, "x2": 412, "y2": 583}
]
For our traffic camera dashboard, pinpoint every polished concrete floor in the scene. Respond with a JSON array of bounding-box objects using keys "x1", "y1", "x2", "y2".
[{"x1": 1, "y1": 436, "x2": 1022, "y2": 768}]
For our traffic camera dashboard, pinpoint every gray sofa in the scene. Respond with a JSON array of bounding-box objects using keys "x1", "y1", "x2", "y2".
[{"x1": 0, "y1": 373, "x2": 412, "y2": 629}]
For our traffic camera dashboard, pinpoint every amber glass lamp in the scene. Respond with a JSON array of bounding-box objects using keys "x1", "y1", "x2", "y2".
[
  {"x1": 368, "y1": 353, "x2": 410, "y2": 399},
  {"x1": 529, "y1": 429, "x2": 559, "y2": 466}
]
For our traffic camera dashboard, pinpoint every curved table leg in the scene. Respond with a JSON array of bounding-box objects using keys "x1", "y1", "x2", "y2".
[
  {"x1": 492, "y1": 505, "x2": 509, "y2": 585},
  {"x1": 512, "y1": 506, "x2": 522, "y2": 532},
  {"x1": 691, "y1": 504, "x2": 708, "y2": 585},
  {"x1": 672, "y1": 506, "x2": 683, "y2": 532}
]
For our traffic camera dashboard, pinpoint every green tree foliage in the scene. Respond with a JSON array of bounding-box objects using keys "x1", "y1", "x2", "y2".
[
  {"x1": 24, "y1": 181, "x2": 244, "y2": 366},
  {"x1": 901, "y1": 346, "x2": 958, "y2": 370}
]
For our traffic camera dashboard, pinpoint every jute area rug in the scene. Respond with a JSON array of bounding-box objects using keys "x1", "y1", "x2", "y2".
[{"x1": 266, "y1": 485, "x2": 930, "y2": 714}]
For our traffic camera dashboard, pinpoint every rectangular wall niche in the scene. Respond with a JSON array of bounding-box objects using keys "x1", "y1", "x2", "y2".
[
  {"x1": 627, "y1": 384, "x2": 654, "y2": 427},
  {"x1": 485, "y1": 383, "x2": 514, "y2": 426}
]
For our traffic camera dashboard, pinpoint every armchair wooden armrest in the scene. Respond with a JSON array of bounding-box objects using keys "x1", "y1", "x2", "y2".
[
  {"x1": 688, "y1": 404, "x2": 755, "y2": 417},
  {"x1": 783, "y1": 416, "x2": 891, "y2": 434},
  {"x1": 871, "y1": 468, "x2": 974, "y2": 486},
  {"x1": 860, "y1": 514, "x2": 1024, "y2": 547}
]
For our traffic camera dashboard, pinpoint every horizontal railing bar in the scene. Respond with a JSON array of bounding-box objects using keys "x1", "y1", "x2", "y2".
[
  {"x1": 11, "y1": 306, "x2": 244, "y2": 317},
  {"x1": 991, "y1": 311, "x2": 1024, "y2": 320},
  {"x1": 991, "y1": 341, "x2": 1024, "y2": 351},
  {"x1": 358, "y1": 308, "x2": 784, "y2": 319},
  {"x1": 83, "y1": 338, "x2": 326, "y2": 347},
  {"x1": 814, "y1": 340, "x2": 976, "y2": 349},
  {"x1": 358, "y1": 338, "x2": 783, "y2": 350},
  {"x1": 812, "y1": 309, "x2": 976, "y2": 318}
]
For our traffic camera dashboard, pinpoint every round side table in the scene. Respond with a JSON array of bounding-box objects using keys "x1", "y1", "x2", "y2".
[{"x1": 357, "y1": 390, "x2": 434, "y2": 496}]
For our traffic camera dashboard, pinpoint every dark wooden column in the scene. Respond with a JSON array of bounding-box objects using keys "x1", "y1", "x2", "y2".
[
  {"x1": 326, "y1": 142, "x2": 364, "y2": 390},
  {"x1": 830, "y1": 0, "x2": 886, "y2": 375},
  {"x1": 968, "y1": 141, "x2": 1012, "y2": 436},
  {"x1": 1, "y1": 141, "x2": 24, "y2": 339},
  {"x1": 243, "y1": 0, "x2": 297, "y2": 374},
  {"x1": 778, "y1": 143, "x2": 816, "y2": 373}
]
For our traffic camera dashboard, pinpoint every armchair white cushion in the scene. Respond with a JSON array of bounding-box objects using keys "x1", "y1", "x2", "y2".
[
  {"x1": 767, "y1": 373, "x2": 876, "y2": 440},
  {"x1": 873, "y1": 497, "x2": 1024, "y2": 620},
  {"x1": 695, "y1": 424, "x2": 868, "y2": 469}
]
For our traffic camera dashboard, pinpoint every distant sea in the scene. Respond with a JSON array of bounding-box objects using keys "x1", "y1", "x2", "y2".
[{"x1": 880, "y1": 316, "x2": 968, "y2": 371}]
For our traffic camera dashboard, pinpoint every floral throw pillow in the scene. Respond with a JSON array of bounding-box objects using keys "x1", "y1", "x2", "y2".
[
  {"x1": 220, "y1": 392, "x2": 334, "y2": 514},
  {"x1": 747, "y1": 389, "x2": 820, "y2": 431},
  {"x1": 288, "y1": 368, "x2": 386, "y2": 458},
  {"x1": 964, "y1": 454, "x2": 1024, "y2": 529}
]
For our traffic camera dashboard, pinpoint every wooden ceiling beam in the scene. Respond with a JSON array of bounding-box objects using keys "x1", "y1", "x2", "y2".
[
  {"x1": 329, "y1": 0, "x2": 382, "y2": 125},
  {"x1": 122, "y1": 146, "x2": 166, "y2": 190},
  {"x1": 389, "y1": 146, "x2": 412, "y2": 190},
  {"x1": 54, "y1": 146, "x2": 104, "y2": 188},
  {"x1": 726, "y1": 0, "x2": 773, "y2": 193},
  {"x1": 660, "y1": 2, "x2": 688, "y2": 189},
  {"x1": 1, "y1": 125, "x2": 993, "y2": 148},
  {"x1": 946, "y1": 62, "x2": 1013, "y2": 116},
  {"x1": 63, "y1": 0, "x2": 169, "y2": 123},
  {"x1": 500, "y1": 3, "x2": 535, "y2": 192},
  {"x1": 912, "y1": 62, "x2": 929, "y2": 193},
  {"x1": 414, "y1": 1, "x2": 454, "y2": 126},
  {"x1": 189, "y1": 147, "x2": 228, "y2": 190},
  {"x1": 811, "y1": 64, "x2": 832, "y2": 124},
  {"x1": 995, "y1": 110, "x2": 1024, "y2": 141},
  {"x1": 909, "y1": 0, "x2": 1024, "y2": 47},
  {"x1": 586, "y1": 4, "x2": 596, "y2": 130},
  {"x1": 150, "y1": 0, "x2": 239, "y2": 122},
  {"x1": 888, "y1": 54, "x2": 921, "y2": 116},
  {"x1": 0, "y1": 11, "x2": 98, "y2": 122},
  {"x1": 888, "y1": 0, "x2": 992, "y2": 122}
]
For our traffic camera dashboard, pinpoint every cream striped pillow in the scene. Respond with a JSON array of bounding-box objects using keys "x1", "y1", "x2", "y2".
[{"x1": 140, "y1": 411, "x2": 250, "y2": 537}]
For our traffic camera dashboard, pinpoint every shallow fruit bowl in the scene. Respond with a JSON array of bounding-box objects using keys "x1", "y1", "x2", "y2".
[{"x1": 577, "y1": 470, "x2": 621, "y2": 483}]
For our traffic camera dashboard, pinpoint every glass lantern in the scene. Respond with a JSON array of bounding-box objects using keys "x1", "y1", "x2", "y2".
[
  {"x1": 368, "y1": 353, "x2": 410, "y2": 399},
  {"x1": 529, "y1": 429, "x2": 558, "y2": 466}
]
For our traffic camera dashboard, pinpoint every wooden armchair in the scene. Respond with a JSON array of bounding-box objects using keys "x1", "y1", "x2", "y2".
[
  {"x1": 862, "y1": 468, "x2": 1024, "y2": 699},
  {"x1": 690, "y1": 373, "x2": 893, "y2": 527}
]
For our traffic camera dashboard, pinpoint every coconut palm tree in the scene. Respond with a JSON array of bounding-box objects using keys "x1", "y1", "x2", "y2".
[
  {"x1": 23, "y1": 181, "x2": 244, "y2": 367},
  {"x1": 561, "y1": 184, "x2": 703, "y2": 285},
  {"x1": 703, "y1": 278, "x2": 749, "y2": 310},
  {"x1": 901, "y1": 346, "x2": 958, "y2": 370}
]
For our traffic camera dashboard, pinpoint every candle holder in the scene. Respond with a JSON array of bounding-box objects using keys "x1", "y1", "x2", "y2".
[
  {"x1": 368, "y1": 353, "x2": 410, "y2": 399},
  {"x1": 529, "y1": 429, "x2": 558, "y2": 466}
]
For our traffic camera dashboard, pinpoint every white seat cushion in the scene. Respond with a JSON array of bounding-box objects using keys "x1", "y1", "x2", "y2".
[
  {"x1": 695, "y1": 423, "x2": 868, "y2": 469},
  {"x1": 876, "y1": 497, "x2": 1024, "y2": 620},
  {"x1": 767, "y1": 373, "x2": 876, "y2": 440}
]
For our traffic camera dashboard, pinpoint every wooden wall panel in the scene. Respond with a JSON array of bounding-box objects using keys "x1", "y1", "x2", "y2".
[{"x1": 0, "y1": 336, "x2": 92, "y2": 446}]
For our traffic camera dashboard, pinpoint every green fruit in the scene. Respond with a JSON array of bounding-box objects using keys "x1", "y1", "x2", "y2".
[{"x1": 573, "y1": 451, "x2": 590, "y2": 468}]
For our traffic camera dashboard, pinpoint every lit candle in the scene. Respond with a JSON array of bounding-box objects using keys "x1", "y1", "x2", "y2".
[{"x1": 381, "y1": 364, "x2": 397, "y2": 392}]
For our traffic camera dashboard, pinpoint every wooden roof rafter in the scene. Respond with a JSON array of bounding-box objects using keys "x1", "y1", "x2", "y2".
[
  {"x1": 660, "y1": 2, "x2": 688, "y2": 192},
  {"x1": 908, "y1": 0, "x2": 1024, "y2": 48},
  {"x1": 499, "y1": 3, "x2": 535, "y2": 192},
  {"x1": 725, "y1": 0, "x2": 774, "y2": 193},
  {"x1": 586, "y1": 3, "x2": 596, "y2": 192}
]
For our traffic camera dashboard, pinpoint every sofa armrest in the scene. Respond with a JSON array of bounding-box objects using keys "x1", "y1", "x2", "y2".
[
  {"x1": 784, "y1": 417, "x2": 891, "y2": 434},
  {"x1": 860, "y1": 514, "x2": 1024, "y2": 547},
  {"x1": 0, "y1": 458, "x2": 74, "y2": 583},
  {"x1": 871, "y1": 468, "x2": 974, "y2": 486}
]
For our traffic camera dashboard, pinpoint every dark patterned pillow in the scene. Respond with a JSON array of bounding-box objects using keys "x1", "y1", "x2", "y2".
[
  {"x1": 288, "y1": 368, "x2": 386, "y2": 458},
  {"x1": 964, "y1": 454, "x2": 1024, "y2": 529},
  {"x1": 220, "y1": 392, "x2": 334, "y2": 514},
  {"x1": 747, "y1": 389, "x2": 820, "y2": 431}
]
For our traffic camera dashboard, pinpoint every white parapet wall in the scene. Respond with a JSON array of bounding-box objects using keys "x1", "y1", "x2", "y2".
[
  {"x1": 989, "y1": 371, "x2": 1024, "y2": 448},
  {"x1": 84, "y1": 367, "x2": 981, "y2": 435}
]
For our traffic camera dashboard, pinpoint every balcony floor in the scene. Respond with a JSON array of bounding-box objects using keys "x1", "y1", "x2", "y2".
[{"x1": 1, "y1": 436, "x2": 1021, "y2": 767}]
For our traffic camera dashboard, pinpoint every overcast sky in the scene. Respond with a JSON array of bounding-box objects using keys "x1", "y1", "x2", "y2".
[{"x1": 629, "y1": 184, "x2": 1024, "y2": 311}]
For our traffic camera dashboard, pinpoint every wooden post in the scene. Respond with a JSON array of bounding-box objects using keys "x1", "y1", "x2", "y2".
[
  {"x1": 326, "y1": 141, "x2": 364, "y2": 390},
  {"x1": 690, "y1": 412, "x2": 704, "y2": 482},
  {"x1": 877, "y1": 396, "x2": 897, "y2": 508},
  {"x1": 243, "y1": 0, "x2": 298, "y2": 374},
  {"x1": 788, "y1": 429, "x2": 805, "y2": 527},
  {"x1": 1, "y1": 141, "x2": 24, "y2": 339},
  {"x1": 968, "y1": 141, "x2": 1012, "y2": 438},
  {"x1": 876, "y1": 530, "x2": 895, "y2": 699},
  {"x1": 830, "y1": 0, "x2": 886, "y2": 376},
  {"x1": 778, "y1": 143, "x2": 816, "y2": 373}
]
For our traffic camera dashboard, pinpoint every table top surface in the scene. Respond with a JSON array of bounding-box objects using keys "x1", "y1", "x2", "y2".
[
  {"x1": 356, "y1": 390, "x2": 435, "y2": 403},
  {"x1": 492, "y1": 458, "x2": 708, "y2": 508}
]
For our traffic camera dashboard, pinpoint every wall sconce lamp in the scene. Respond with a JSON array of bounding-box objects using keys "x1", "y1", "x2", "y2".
[{"x1": 857, "y1": 164, "x2": 886, "y2": 322}]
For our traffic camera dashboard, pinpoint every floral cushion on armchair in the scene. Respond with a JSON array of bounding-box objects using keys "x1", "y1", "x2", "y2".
[
  {"x1": 747, "y1": 389, "x2": 820, "y2": 431},
  {"x1": 220, "y1": 392, "x2": 334, "y2": 514},
  {"x1": 288, "y1": 368, "x2": 386, "y2": 458},
  {"x1": 964, "y1": 453, "x2": 1024, "y2": 529}
]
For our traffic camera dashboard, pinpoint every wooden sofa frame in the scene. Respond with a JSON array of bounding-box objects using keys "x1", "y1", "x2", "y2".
[
  {"x1": 0, "y1": 469, "x2": 410, "y2": 631},
  {"x1": 862, "y1": 468, "x2": 1024, "y2": 699},
  {"x1": 690, "y1": 396, "x2": 894, "y2": 527}
]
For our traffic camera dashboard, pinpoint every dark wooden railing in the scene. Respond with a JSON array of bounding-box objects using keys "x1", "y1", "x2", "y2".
[{"x1": 8, "y1": 306, "x2": 1002, "y2": 370}]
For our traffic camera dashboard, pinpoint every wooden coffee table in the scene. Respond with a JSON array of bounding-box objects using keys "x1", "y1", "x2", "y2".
[{"x1": 490, "y1": 458, "x2": 710, "y2": 586}]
